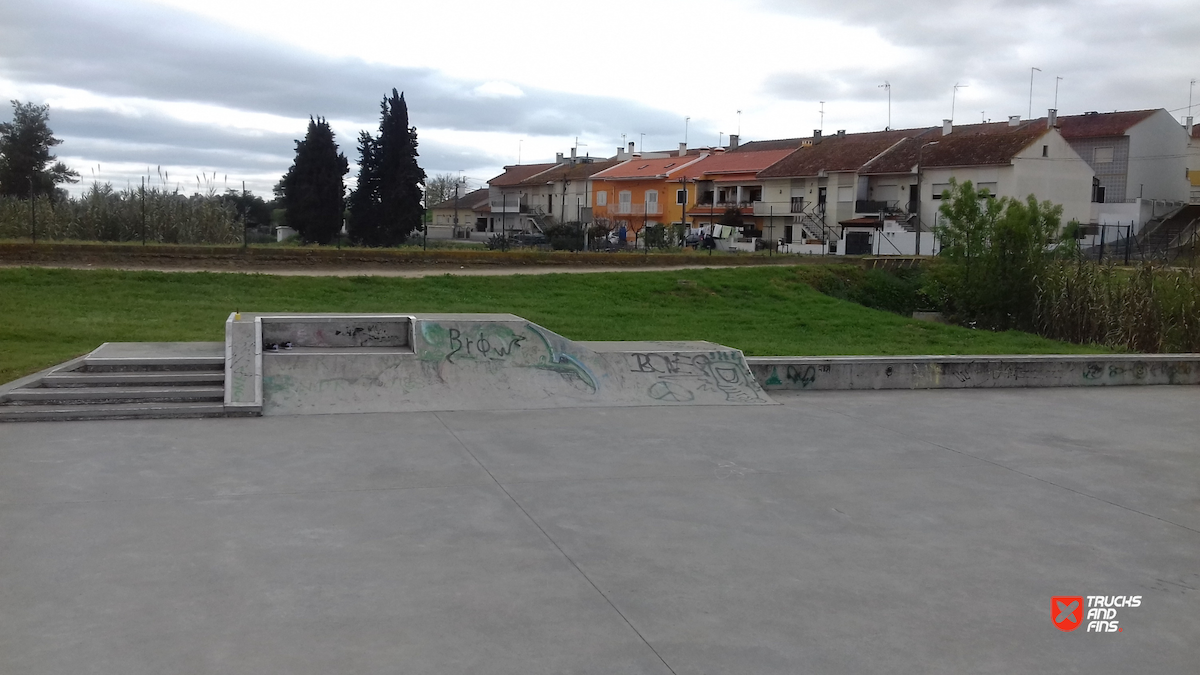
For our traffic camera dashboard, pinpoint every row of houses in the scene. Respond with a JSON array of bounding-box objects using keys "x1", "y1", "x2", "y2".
[{"x1": 428, "y1": 108, "x2": 1200, "y2": 255}]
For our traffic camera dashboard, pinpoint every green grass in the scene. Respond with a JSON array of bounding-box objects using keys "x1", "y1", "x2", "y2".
[{"x1": 0, "y1": 266, "x2": 1110, "y2": 383}]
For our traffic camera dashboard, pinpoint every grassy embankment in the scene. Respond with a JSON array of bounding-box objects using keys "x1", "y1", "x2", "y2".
[{"x1": 0, "y1": 266, "x2": 1108, "y2": 383}]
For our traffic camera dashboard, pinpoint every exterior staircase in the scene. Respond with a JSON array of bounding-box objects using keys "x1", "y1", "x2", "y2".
[
  {"x1": 0, "y1": 342, "x2": 234, "y2": 422},
  {"x1": 1136, "y1": 204, "x2": 1200, "y2": 261}
]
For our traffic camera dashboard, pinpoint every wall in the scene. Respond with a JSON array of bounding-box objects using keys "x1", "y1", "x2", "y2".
[
  {"x1": 1010, "y1": 130, "x2": 1094, "y2": 224},
  {"x1": 1126, "y1": 109, "x2": 1190, "y2": 202}
]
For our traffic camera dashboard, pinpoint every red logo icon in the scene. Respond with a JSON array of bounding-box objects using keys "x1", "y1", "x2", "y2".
[{"x1": 1052, "y1": 596, "x2": 1084, "y2": 632}]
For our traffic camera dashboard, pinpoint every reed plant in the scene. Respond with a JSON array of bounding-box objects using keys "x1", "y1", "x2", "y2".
[{"x1": 0, "y1": 171, "x2": 242, "y2": 244}]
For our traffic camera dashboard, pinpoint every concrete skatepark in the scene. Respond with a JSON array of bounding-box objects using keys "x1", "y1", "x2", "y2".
[{"x1": 1, "y1": 313, "x2": 1198, "y2": 673}]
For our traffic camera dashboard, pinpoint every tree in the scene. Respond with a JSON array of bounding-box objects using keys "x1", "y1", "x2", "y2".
[
  {"x1": 424, "y1": 173, "x2": 460, "y2": 207},
  {"x1": 0, "y1": 100, "x2": 79, "y2": 200},
  {"x1": 718, "y1": 205, "x2": 743, "y2": 230},
  {"x1": 279, "y1": 116, "x2": 348, "y2": 244},
  {"x1": 348, "y1": 89, "x2": 426, "y2": 247},
  {"x1": 928, "y1": 178, "x2": 1063, "y2": 330}
]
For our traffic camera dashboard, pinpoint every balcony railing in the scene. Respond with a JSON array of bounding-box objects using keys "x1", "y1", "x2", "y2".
[
  {"x1": 612, "y1": 203, "x2": 663, "y2": 216},
  {"x1": 855, "y1": 199, "x2": 906, "y2": 215}
]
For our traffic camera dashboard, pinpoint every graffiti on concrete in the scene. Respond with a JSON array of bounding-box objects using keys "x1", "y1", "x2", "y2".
[
  {"x1": 446, "y1": 328, "x2": 526, "y2": 364},
  {"x1": 629, "y1": 350, "x2": 763, "y2": 402},
  {"x1": 525, "y1": 325, "x2": 598, "y2": 394}
]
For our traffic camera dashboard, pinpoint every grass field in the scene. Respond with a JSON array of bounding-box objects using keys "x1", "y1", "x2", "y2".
[{"x1": 0, "y1": 266, "x2": 1109, "y2": 383}]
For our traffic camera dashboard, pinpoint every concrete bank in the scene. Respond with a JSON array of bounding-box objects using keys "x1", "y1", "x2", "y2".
[{"x1": 747, "y1": 354, "x2": 1200, "y2": 390}]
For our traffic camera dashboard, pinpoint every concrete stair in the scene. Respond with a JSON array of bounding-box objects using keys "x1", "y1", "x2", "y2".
[{"x1": 0, "y1": 346, "x2": 234, "y2": 422}]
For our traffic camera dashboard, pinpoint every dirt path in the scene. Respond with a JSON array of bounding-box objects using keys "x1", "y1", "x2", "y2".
[{"x1": 1, "y1": 261, "x2": 797, "y2": 277}]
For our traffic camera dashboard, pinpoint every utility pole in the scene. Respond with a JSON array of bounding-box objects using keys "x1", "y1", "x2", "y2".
[
  {"x1": 879, "y1": 82, "x2": 891, "y2": 129},
  {"x1": 29, "y1": 177, "x2": 35, "y2": 243},
  {"x1": 1028, "y1": 67, "x2": 1041, "y2": 119},
  {"x1": 453, "y1": 178, "x2": 460, "y2": 243},
  {"x1": 242, "y1": 180, "x2": 248, "y2": 249},
  {"x1": 141, "y1": 176, "x2": 146, "y2": 245}
]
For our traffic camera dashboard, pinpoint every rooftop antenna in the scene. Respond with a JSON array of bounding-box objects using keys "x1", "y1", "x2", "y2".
[
  {"x1": 1190, "y1": 79, "x2": 1196, "y2": 118},
  {"x1": 819, "y1": 101, "x2": 825, "y2": 132},
  {"x1": 879, "y1": 81, "x2": 891, "y2": 129},
  {"x1": 718, "y1": 131, "x2": 724, "y2": 148},
  {"x1": 518, "y1": 139, "x2": 523, "y2": 164},
  {"x1": 684, "y1": 116, "x2": 690, "y2": 146},
  {"x1": 982, "y1": 111, "x2": 986, "y2": 123},
  {"x1": 639, "y1": 132, "x2": 645, "y2": 153},
  {"x1": 737, "y1": 110, "x2": 742, "y2": 136},
  {"x1": 1028, "y1": 67, "x2": 1041, "y2": 119},
  {"x1": 951, "y1": 83, "x2": 968, "y2": 122},
  {"x1": 1054, "y1": 76, "x2": 1063, "y2": 110}
]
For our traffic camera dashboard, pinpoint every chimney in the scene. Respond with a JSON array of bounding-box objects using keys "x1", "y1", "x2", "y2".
[
  {"x1": 728, "y1": 134, "x2": 739, "y2": 149},
  {"x1": 628, "y1": 141, "x2": 636, "y2": 155},
  {"x1": 813, "y1": 129, "x2": 822, "y2": 145},
  {"x1": 617, "y1": 146, "x2": 625, "y2": 159},
  {"x1": 1047, "y1": 108, "x2": 1058, "y2": 128},
  {"x1": 555, "y1": 152, "x2": 564, "y2": 163},
  {"x1": 1008, "y1": 115, "x2": 1021, "y2": 127},
  {"x1": 679, "y1": 142, "x2": 687, "y2": 157},
  {"x1": 1187, "y1": 116, "x2": 1194, "y2": 135},
  {"x1": 943, "y1": 119, "x2": 952, "y2": 136},
  {"x1": 836, "y1": 129, "x2": 846, "y2": 138},
  {"x1": 570, "y1": 146, "x2": 577, "y2": 162}
]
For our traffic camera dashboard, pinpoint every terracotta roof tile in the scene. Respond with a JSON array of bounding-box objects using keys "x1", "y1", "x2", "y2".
[
  {"x1": 428, "y1": 188, "x2": 489, "y2": 211},
  {"x1": 677, "y1": 149, "x2": 797, "y2": 180},
  {"x1": 730, "y1": 137, "x2": 809, "y2": 152},
  {"x1": 758, "y1": 129, "x2": 923, "y2": 178},
  {"x1": 591, "y1": 155, "x2": 707, "y2": 180},
  {"x1": 515, "y1": 158, "x2": 623, "y2": 186},
  {"x1": 488, "y1": 163, "x2": 558, "y2": 187},
  {"x1": 1054, "y1": 110, "x2": 1157, "y2": 139},
  {"x1": 918, "y1": 124, "x2": 1049, "y2": 168}
]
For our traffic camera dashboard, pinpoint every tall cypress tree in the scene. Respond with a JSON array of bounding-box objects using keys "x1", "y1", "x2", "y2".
[
  {"x1": 349, "y1": 89, "x2": 426, "y2": 246},
  {"x1": 280, "y1": 116, "x2": 348, "y2": 244}
]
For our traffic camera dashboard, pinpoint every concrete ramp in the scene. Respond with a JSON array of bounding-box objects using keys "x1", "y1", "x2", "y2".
[{"x1": 226, "y1": 313, "x2": 773, "y2": 415}]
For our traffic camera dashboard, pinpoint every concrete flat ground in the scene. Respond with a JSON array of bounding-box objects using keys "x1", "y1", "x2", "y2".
[{"x1": 1, "y1": 387, "x2": 1197, "y2": 674}]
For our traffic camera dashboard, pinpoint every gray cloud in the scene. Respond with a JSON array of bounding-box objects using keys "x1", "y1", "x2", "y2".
[
  {"x1": 0, "y1": 0, "x2": 683, "y2": 138},
  {"x1": 756, "y1": 0, "x2": 1200, "y2": 118}
]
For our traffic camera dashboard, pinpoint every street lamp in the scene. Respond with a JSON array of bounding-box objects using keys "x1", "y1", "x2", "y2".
[{"x1": 915, "y1": 140, "x2": 940, "y2": 256}]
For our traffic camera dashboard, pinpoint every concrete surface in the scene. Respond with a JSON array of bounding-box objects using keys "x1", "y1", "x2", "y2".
[
  {"x1": 0, "y1": 387, "x2": 1197, "y2": 674},
  {"x1": 232, "y1": 313, "x2": 771, "y2": 415},
  {"x1": 748, "y1": 354, "x2": 1200, "y2": 390}
]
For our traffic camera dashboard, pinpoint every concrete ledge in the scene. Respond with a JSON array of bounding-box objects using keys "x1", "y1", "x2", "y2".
[{"x1": 747, "y1": 354, "x2": 1200, "y2": 390}]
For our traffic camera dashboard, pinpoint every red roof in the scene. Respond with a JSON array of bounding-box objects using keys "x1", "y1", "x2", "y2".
[
  {"x1": 488, "y1": 163, "x2": 558, "y2": 187},
  {"x1": 758, "y1": 129, "x2": 921, "y2": 178},
  {"x1": 857, "y1": 122, "x2": 1050, "y2": 173},
  {"x1": 591, "y1": 155, "x2": 706, "y2": 180},
  {"x1": 428, "y1": 187, "x2": 489, "y2": 210},
  {"x1": 676, "y1": 149, "x2": 797, "y2": 180},
  {"x1": 515, "y1": 158, "x2": 622, "y2": 186},
  {"x1": 730, "y1": 138, "x2": 809, "y2": 152},
  {"x1": 1055, "y1": 110, "x2": 1157, "y2": 139}
]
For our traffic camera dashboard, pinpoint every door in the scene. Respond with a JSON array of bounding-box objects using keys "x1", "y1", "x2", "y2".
[
  {"x1": 845, "y1": 231, "x2": 871, "y2": 255},
  {"x1": 908, "y1": 184, "x2": 919, "y2": 212}
]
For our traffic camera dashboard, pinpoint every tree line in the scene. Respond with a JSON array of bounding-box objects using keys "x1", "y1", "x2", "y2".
[{"x1": 276, "y1": 88, "x2": 426, "y2": 247}]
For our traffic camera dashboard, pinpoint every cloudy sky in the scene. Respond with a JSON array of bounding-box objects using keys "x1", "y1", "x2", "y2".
[{"x1": 2, "y1": 0, "x2": 1197, "y2": 198}]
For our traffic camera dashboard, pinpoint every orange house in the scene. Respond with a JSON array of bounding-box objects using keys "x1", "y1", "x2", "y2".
[{"x1": 589, "y1": 153, "x2": 709, "y2": 241}]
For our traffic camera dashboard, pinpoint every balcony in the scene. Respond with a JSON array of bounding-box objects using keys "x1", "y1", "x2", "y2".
[
  {"x1": 489, "y1": 198, "x2": 528, "y2": 213},
  {"x1": 753, "y1": 201, "x2": 806, "y2": 216},
  {"x1": 854, "y1": 199, "x2": 905, "y2": 215}
]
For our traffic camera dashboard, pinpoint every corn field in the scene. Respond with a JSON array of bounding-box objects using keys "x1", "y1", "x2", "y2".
[
  {"x1": 0, "y1": 181, "x2": 242, "y2": 244},
  {"x1": 1036, "y1": 262, "x2": 1200, "y2": 353}
]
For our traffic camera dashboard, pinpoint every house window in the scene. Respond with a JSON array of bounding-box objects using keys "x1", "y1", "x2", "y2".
[
  {"x1": 931, "y1": 183, "x2": 952, "y2": 199},
  {"x1": 676, "y1": 189, "x2": 686, "y2": 205},
  {"x1": 977, "y1": 182, "x2": 998, "y2": 197},
  {"x1": 618, "y1": 191, "x2": 632, "y2": 210},
  {"x1": 547, "y1": 195, "x2": 552, "y2": 214},
  {"x1": 1042, "y1": 145, "x2": 1048, "y2": 157},
  {"x1": 837, "y1": 186, "x2": 853, "y2": 203},
  {"x1": 596, "y1": 191, "x2": 607, "y2": 206},
  {"x1": 645, "y1": 190, "x2": 658, "y2": 213},
  {"x1": 1095, "y1": 147, "x2": 1114, "y2": 164}
]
